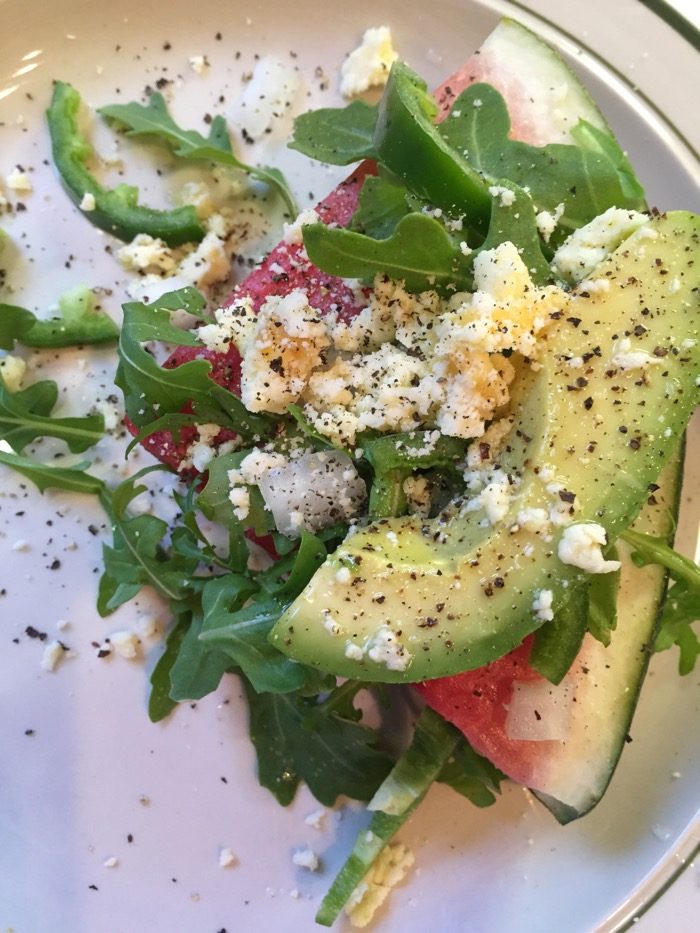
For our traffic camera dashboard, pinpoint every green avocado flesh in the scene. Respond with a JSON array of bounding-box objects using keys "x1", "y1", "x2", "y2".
[{"x1": 269, "y1": 212, "x2": 699, "y2": 682}]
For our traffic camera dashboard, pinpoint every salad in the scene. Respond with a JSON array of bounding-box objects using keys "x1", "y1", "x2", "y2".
[{"x1": 1, "y1": 8, "x2": 698, "y2": 931}]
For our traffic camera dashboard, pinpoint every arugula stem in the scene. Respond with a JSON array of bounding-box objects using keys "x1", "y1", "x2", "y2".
[{"x1": 621, "y1": 529, "x2": 700, "y2": 590}]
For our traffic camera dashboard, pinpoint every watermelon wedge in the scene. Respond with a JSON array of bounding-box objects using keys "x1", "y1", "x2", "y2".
[{"x1": 133, "y1": 19, "x2": 679, "y2": 823}]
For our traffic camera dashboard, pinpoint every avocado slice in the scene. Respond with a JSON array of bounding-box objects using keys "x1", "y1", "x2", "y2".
[{"x1": 269, "y1": 212, "x2": 699, "y2": 682}]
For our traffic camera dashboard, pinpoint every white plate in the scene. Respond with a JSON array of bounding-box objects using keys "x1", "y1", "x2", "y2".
[{"x1": 0, "y1": 1, "x2": 698, "y2": 931}]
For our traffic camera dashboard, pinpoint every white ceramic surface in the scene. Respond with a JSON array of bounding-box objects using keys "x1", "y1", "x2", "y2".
[{"x1": 0, "y1": 1, "x2": 698, "y2": 931}]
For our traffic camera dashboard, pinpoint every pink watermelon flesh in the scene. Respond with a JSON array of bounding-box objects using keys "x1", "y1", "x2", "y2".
[
  {"x1": 415, "y1": 638, "x2": 549, "y2": 787},
  {"x1": 133, "y1": 28, "x2": 601, "y2": 795}
]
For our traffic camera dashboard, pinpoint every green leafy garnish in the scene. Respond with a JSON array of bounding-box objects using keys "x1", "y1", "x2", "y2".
[
  {"x1": 0, "y1": 450, "x2": 106, "y2": 495},
  {"x1": 168, "y1": 600, "x2": 237, "y2": 702},
  {"x1": 289, "y1": 99, "x2": 378, "y2": 165},
  {"x1": 0, "y1": 303, "x2": 35, "y2": 350},
  {"x1": 655, "y1": 580, "x2": 700, "y2": 675},
  {"x1": 302, "y1": 213, "x2": 472, "y2": 294},
  {"x1": 97, "y1": 470, "x2": 198, "y2": 615},
  {"x1": 621, "y1": 529, "x2": 700, "y2": 673},
  {"x1": 473, "y1": 180, "x2": 550, "y2": 283},
  {"x1": 0, "y1": 374, "x2": 105, "y2": 453},
  {"x1": 437, "y1": 737, "x2": 505, "y2": 807},
  {"x1": 440, "y1": 83, "x2": 646, "y2": 243},
  {"x1": 243, "y1": 681, "x2": 393, "y2": 807},
  {"x1": 586, "y1": 554, "x2": 621, "y2": 646},
  {"x1": 349, "y1": 174, "x2": 411, "y2": 239},
  {"x1": 100, "y1": 92, "x2": 298, "y2": 216},
  {"x1": 116, "y1": 293, "x2": 274, "y2": 442},
  {"x1": 148, "y1": 613, "x2": 190, "y2": 722}
]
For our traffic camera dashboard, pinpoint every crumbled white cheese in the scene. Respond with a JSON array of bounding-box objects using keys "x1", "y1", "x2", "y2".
[
  {"x1": 402, "y1": 475, "x2": 433, "y2": 516},
  {"x1": 218, "y1": 847, "x2": 237, "y2": 868},
  {"x1": 577, "y1": 277, "x2": 610, "y2": 295},
  {"x1": 197, "y1": 297, "x2": 256, "y2": 354},
  {"x1": 178, "y1": 423, "x2": 221, "y2": 474},
  {"x1": 345, "y1": 843, "x2": 415, "y2": 928},
  {"x1": 117, "y1": 234, "x2": 178, "y2": 275},
  {"x1": 545, "y1": 481, "x2": 579, "y2": 528},
  {"x1": 134, "y1": 614, "x2": 160, "y2": 640},
  {"x1": 0, "y1": 354, "x2": 26, "y2": 392},
  {"x1": 558, "y1": 523, "x2": 621, "y2": 574},
  {"x1": 189, "y1": 54, "x2": 209, "y2": 75},
  {"x1": 517, "y1": 507, "x2": 551, "y2": 537},
  {"x1": 292, "y1": 847, "x2": 319, "y2": 871},
  {"x1": 366, "y1": 626, "x2": 411, "y2": 672},
  {"x1": 336, "y1": 566, "x2": 353, "y2": 585},
  {"x1": 79, "y1": 192, "x2": 96, "y2": 212},
  {"x1": 536, "y1": 203, "x2": 565, "y2": 243},
  {"x1": 41, "y1": 640, "x2": 66, "y2": 672},
  {"x1": 611, "y1": 337, "x2": 664, "y2": 372},
  {"x1": 177, "y1": 231, "x2": 229, "y2": 288},
  {"x1": 488, "y1": 185, "x2": 516, "y2": 207},
  {"x1": 109, "y1": 630, "x2": 141, "y2": 659},
  {"x1": 237, "y1": 290, "x2": 331, "y2": 414},
  {"x1": 305, "y1": 808, "x2": 327, "y2": 830},
  {"x1": 340, "y1": 26, "x2": 398, "y2": 98},
  {"x1": 6, "y1": 168, "x2": 32, "y2": 192},
  {"x1": 464, "y1": 468, "x2": 517, "y2": 526},
  {"x1": 93, "y1": 397, "x2": 123, "y2": 432},
  {"x1": 282, "y1": 208, "x2": 321, "y2": 246},
  {"x1": 345, "y1": 642, "x2": 365, "y2": 661},
  {"x1": 551, "y1": 208, "x2": 648, "y2": 283},
  {"x1": 532, "y1": 589, "x2": 554, "y2": 622}
]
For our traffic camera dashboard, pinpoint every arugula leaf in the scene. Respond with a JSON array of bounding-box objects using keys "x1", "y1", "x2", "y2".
[
  {"x1": 621, "y1": 528, "x2": 700, "y2": 673},
  {"x1": 100, "y1": 92, "x2": 298, "y2": 216},
  {"x1": 197, "y1": 448, "x2": 272, "y2": 548},
  {"x1": 116, "y1": 299, "x2": 274, "y2": 441},
  {"x1": 286, "y1": 404, "x2": 337, "y2": 449},
  {"x1": 256, "y1": 529, "x2": 328, "y2": 600},
  {"x1": 289, "y1": 100, "x2": 378, "y2": 165},
  {"x1": 0, "y1": 450, "x2": 106, "y2": 495},
  {"x1": 148, "y1": 613, "x2": 190, "y2": 722},
  {"x1": 571, "y1": 120, "x2": 645, "y2": 203},
  {"x1": 437, "y1": 736, "x2": 505, "y2": 807},
  {"x1": 473, "y1": 180, "x2": 550, "y2": 284},
  {"x1": 0, "y1": 374, "x2": 105, "y2": 453},
  {"x1": 622, "y1": 529, "x2": 700, "y2": 591},
  {"x1": 586, "y1": 552, "x2": 620, "y2": 646},
  {"x1": 439, "y1": 84, "x2": 646, "y2": 242},
  {"x1": 350, "y1": 174, "x2": 410, "y2": 239},
  {"x1": 530, "y1": 583, "x2": 589, "y2": 685},
  {"x1": 361, "y1": 430, "x2": 469, "y2": 473},
  {"x1": 97, "y1": 472, "x2": 198, "y2": 615},
  {"x1": 199, "y1": 592, "x2": 308, "y2": 695},
  {"x1": 655, "y1": 580, "x2": 700, "y2": 675},
  {"x1": 168, "y1": 602, "x2": 237, "y2": 702},
  {"x1": 302, "y1": 213, "x2": 472, "y2": 294},
  {"x1": 361, "y1": 430, "x2": 469, "y2": 519},
  {"x1": 243, "y1": 681, "x2": 392, "y2": 807}
]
